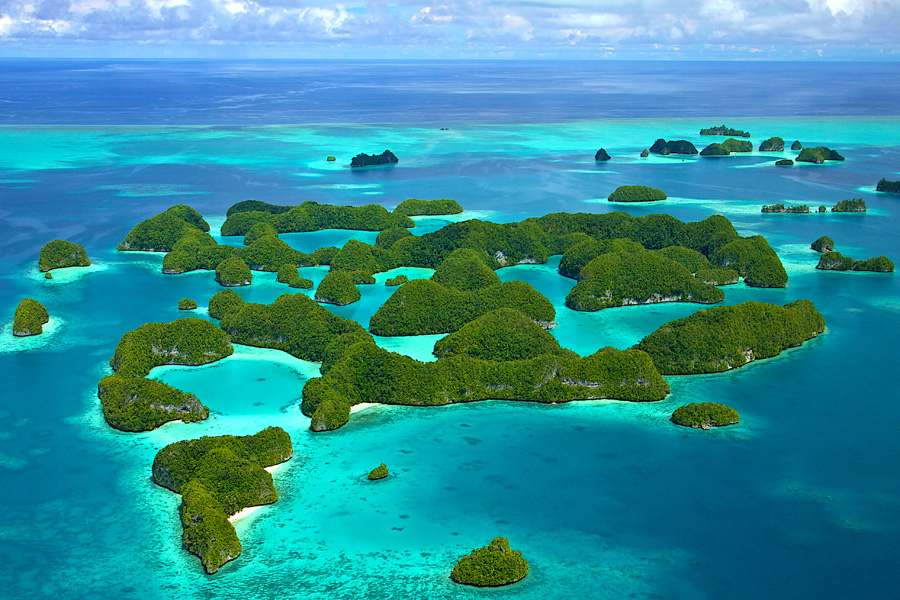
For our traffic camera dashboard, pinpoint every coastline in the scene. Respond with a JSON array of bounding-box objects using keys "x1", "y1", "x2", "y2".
[
  {"x1": 350, "y1": 402, "x2": 379, "y2": 414},
  {"x1": 228, "y1": 462, "x2": 286, "y2": 523}
]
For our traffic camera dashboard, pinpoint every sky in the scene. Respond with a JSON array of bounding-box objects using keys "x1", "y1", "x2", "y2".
[{"x1": 0, "y1": 0, "x2": 899, "y2": 59}]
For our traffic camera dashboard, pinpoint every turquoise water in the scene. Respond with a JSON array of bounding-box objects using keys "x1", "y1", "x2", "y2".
[{"x1": 2, "y1": 64, "x2": 900, "y2": 599}]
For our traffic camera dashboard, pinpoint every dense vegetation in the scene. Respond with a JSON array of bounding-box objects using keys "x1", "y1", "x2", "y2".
[
  {"x1": 762, "y1": 204, "x2": 810, "y2": 214},
  {"x1": 791, "y1": 140, "x2": 802, "y2": 150},
  {"x1": 594, "y1": 148, "x2": 610, "y2": 161},
  {"x1": 220, "y1": 200, "x2": 414, "y2": 236},
  {"x1": 276, "y1": 264, "x2": 313, "y2": 289},
  {"x1": 302, "y1": 335, "x2": 669, "y2": 431},
  {"x1": 671, "y1": 403, "x2": 740, "y2": 429},
  {"x1": 375, "y1": 226, "x2": 413, "y2": 249},
  {"x1": 315, "y1": 271, "x2": 361, "y2": 305},
  {"x1": 709, "y1": 236, "x2": 787, "y2": 287},
  {"x1": 700, "y1": 125, "x2": 750, "y2": 137},
  {"x1": 152, "y1": 427, "x2": 293, "y2": 574},
  {"x1": 832, "y1": 198, "x2": 866, "y2": 212},
  {"x1": 109, "y1": 317, "x2": 234, "y2": 378},
  {"x1": 636, "y1": 300, "x2": 826, "y2": 375},
  {"x1": 656, "y1": 246, "x2": 711, "y2": 273},
  {"x1": 433, "y1": 308, "x2": 568, "y2": 361},
  {"x1": 368, "y1": 464, "x2": 389, "y2": 480},
  {"x1": 607, "y1": 185, "x2": 667, "y2": 203},
  {"x1": 385, "y1": 274, "x2": 409, "y2": 286},
  {"x1": 775, "y1": 159, "x2": 794, "y2": 166},
  {"x1": 12, "y1": 298, "x2": 49, "y2": 336},
  {"x1": 350, "y1": 150, "x2": 398, "y2": 167},
  {"x1": 431, "y1": 248, "x2": 499, "y2": 290},
  {"x1": 558, "y1": 238, "x2": 644, "y2": 279},
  {"x1": 178, "y1": 298, "x2": 198, "y2": 310},
  {"x1": 721, "y1": 138, "x2": 753, "y2": 153},
  {"x1": 796, "y1": 147, "x2": 845, "y2": 163},
  {"x1": 119, "y1": 205, "x2": 210, "y2": 252},
  {"x1": 243, "y1": 222, "x2": 279, "y2": 246},
  {"x1": 217, "y1": 292, "x2": 365, "y2": 362},
  {"x1": 215, "y1": 256, "x2": 252, "y2": 287},
  {"x1": 38, "y1": 239, "x2": 91, "y2": 272},
  {"x1": 810, "y1": 236, "x2": 834, "y2": 253},
  {"x1": 649, "y1": 139, "x2": 698, "y2": 155},
  {"x1": 694, "y1": 268, "x2": 740, "y2": 285},
  {"x1": 393, "y1": 198, "x2": 463, "y2": 216},
  {"x1": 877, "y1": 178, "x2": 900, "y2": 193},
  {"x1": 816, "y1": 252, "x2": 894, "y2": 272},
  {"x1": 759, "y1": 137, "x2": 785, "y2": 152},
  {"x1": 450, "y1": 537, "x2": 530, "y2": 587},
  {"x1": 565, "y1": 250, "x2": 723, "y2": 311},
  {"x1": 640, "y1": 149, "x2": 649, "y2": 157},
  {"x1": 98, "y1": 375, "x2": 209, "y2": 432},
  {"x1": 699, "y1": 143, "x2": 729, "y2": 156},
  {"x1": 226, "y1": 200, "x2": 292, "y2": 218}
]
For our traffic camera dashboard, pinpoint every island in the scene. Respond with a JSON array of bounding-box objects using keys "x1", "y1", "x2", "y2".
[
  {"x1": 816, "y1": 252, "x2": 894, "y2": 272},
  {"x1": 118, "y1": 205, "x2": 210, "y2": 252},
  {"x1": 636, "y1": 299, "x2": 825, "y2": 375},
  {"x1": 607, "y1": 185, "x2": 667, "y2": 203},
  {"x1": 810, "y1": 236, "x2": 834, "y2": 253},
  {"x1": 151, "y1": 427, "x2": 293, "y2": 574},
  {"x1": 178, "y1": 298, "x2": 198, "y2": 310},
  {"x1": 215, "y1": 256, "x2": 252, "y2": 287},
  {"x1": 367, "y1": 464, "x2": 389, "y2": 480},
  {"x1": 649, "y1": 139, "x2": 698, "y2": 155},
  {"x1": 98, "y1": 376, "x2": 209, "y2": 432},
  {"x1": 244, "y1": 222, "x2": 278, "y2": 246},
  {"x1": 700, "y1": 143, "x2": 729, "y2": 156},
  {"x1": 791, "y1": 140, "x2": 802, "y2": 150},
  {"x1": 276, "y1": 264, "x2": 313, "y2": 289},
  {"x1": 350, "y1": 150, "x2": 398, "y2": 168},
  {"x1": 594, "y1": 148, "x2": 611, "y2": 161},
  {"x1": 220, "y1": 200, "x2": 414, "y2": 236},
  {"x1": 876, "y1": 178, "x2": 900, "y2": 193},
  {"x1": 450, "y1": 537, "x2": 529, "y2": 587},
  {"x1": 392, "y1": 198, "x2": 464, "y2": 217},
  {"x1": 721, "y1": 138, "x2": 753, "y2": 153},
  {"x1": 326, "y1": 156, "x2": 336, "y2": 161},
  {"x1": 671, "y1": 403, "x2": 740, "y2": 429},
  {"x1": 832, "y1": 198, "x2": 866, "y2": 212},
  {"x1": 385, "y1": 275, "x2": 408, "y2": 286},
  {"x1": 796, "y1": 147, "x2": 845, "y2": 164},
  {"x1": 433, "y1": 308, "x2": 569, "y2": 361},
  {"x1": 700, "y1": 125, "x2": 750, "y2": 137},
  {"x1": 694, "y1": 267, "x2": 740, "y2": 285},
  {"x1": 640, "y1": 149, "x2": 649, "y2": 157},
  {"x1": 775, "y1": 159, "x2": 794, "y2": 166},
  {"x1": 38, "y1": 239, "x2": 91, "y2": 272},
  {"x1": 759, "y1": 137, "x2": 785, "y2": 152},
  {"x1": 315, "y1": 271, "x2": 361, "y2": 305},
  {"x1": 12, "y1": 298, "x2": 49, "y2": 336},
  {"x1": 761, "y1": 204, "x2": 809, "y2": 214}
]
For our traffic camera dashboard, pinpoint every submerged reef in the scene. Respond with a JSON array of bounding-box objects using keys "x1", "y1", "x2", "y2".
[
  {"x1": 393, "y1": 198, "x2": 463, "y2": 217},
  {"x1": 816, "y1": 252, "x2": 894, "y2": 272},
  {"x1": 607, "y1": 185, "x2": 667, "y2": 203},
  {"x1": 350, "y1": 150, "x2": 398, "y2": 168},
  {"x1": 450, "y1": 537, "x2": 530, "y2": 587},
  {"x1": 671, "y1": 403, "x2": 740, "y2": 429},
  {"x1": 151, "y1": 427, "x2": 293, "y2": 574},
  {"x1": 38, "y1": 239, "x2": 91, "y2": 272},
  {"x1": 12, "y1": 298, "x2": 49, "y2": 336}
]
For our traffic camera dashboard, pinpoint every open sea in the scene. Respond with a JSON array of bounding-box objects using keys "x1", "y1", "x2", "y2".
[{"x1": 0, "y1": 60, "x2": 898, "y2": 600}]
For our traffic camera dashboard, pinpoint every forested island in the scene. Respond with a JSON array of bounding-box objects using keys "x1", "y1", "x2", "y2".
[
  {"x1": 700, "y1": 125, "x2": 750, "y2": 137},
  {"x1": 393, "y1": 198, "x2": 463, "y2": 216},
  {"x1": 594, "y1": 148, "x2": 610, "y2": 161},
  {"x1": 12, "y1": 298, "x2": 49, "y2": 336},
  {"x1": 368, "y1": 464, "x2": 389, "y2": 480},
  {"x1": 776, "y1": 159, "x2": 794, "y2": 166},
  {"x1": 762, "y1": 204, "x2": 809, "y2": 214},
  {"x1": 350, "y1": 150, "x2": 398, "y2": 167},
  {"x1": 152, "y1": 427, "x2": 293, "y2": 574},
  {"x1": 450, "y1": 537, "x2": 529, "y2": 587},
  {"x1": 607, "y1": 185, "x2": 667, "y2": 202},
  {"x1": 671, "y1": 403, "x2": 740, "y2": 429},
  {"x1": 796, "y1": 147, "x2": 845, "y2": 164},
  {"x1": 38, "y1": 239, "x2": 91, "y2": 272},
  {"x1": 649, "y1": 139, "x2": 698, "y2": 155},
  {"x1": 877, "y1": 178, "x2": 900, "y2": 193},
  {"x1": 759, "y1": 137, "x2": 785, "y2": 152},
  {"x1": 811, "y1": 236, "x2": 835, "y2": 253},
  {"x1": 816, "y1": 252, "x2": 894, "y2": 272},
  {"x1": 832, "y1": 198, "x2": 866, "y2": 212}
]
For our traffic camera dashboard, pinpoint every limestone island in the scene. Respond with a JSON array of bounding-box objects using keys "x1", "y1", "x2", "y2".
[
  {"x1": 276, "y1": 264, "x2": 313, "y2": 289},
  {"x1": 832, "y1": 198, "x2": 866, "y2": 212},
  {"x1": 393, "y1": 198, "x2": 463, "y2": 217},
  {"x1": 350, "y1": 150, "x2": 398, "y2": 168},
  {"x1": 700, "y1": 125, "x2": 750, "y2": 137},
  {"x1": 220, "y1": 199, "x2": 413, "y2": 237},
  {"x1": 694, "y1": 267, "x2": 741, "y2": 286},
  {"x1": 178, "y1": 298, "x2": 197, "y2": 310},
  {"x1": 118, "y1": 205, "x2": 210, "y2": 252},
  {"x1": 775, "y1": 159, "x2": 794, "y2": 166},
  {"x1": 761, "y1": 204, "x2": 810, "y2": 214},
  {"x1": 640, "y1": 149, "x2": 649, "y2": 157},
  {"x1": 326, "y1": 156, "x2": 336, "y2": 161},
  {"x1": 649, "y1": 139, "x2": 698, "y2": 155},
  {"x1": 38, "y1": 239, "x2": 91, "y2": 272},
  {"x1": 671, "y1": 403, "x2": 740, "y2": 429},
  {"x1": 700, "y1": 143, "x2": 729, "y2": 156},
  {"x1": 215, "y1": 256, "x2": 252, "y2": 287},
  {"x1": 13, "y1": 298, "x2": 49, "y2": 336},
  {"x1": 759, "y1": 137, "x2": 785, "y2": 152},
  {"x1": 816, "y1": 252, "x2": 894, "y2": 272},
  {"x1": 315, "y1": 271, "x2": 361, "y2": 305},
  {"x1": 701, "y1": 138, "x2": 756, "y2": 156},
  {"x1": 791, "y1": 140, "x2": 803, "y2": 150},
  {"x1": 151, "y1": 427, "x2": 293, "y2": 574},
  {"x1": 594, "y1": 148, "x2": 610, "y2": 161},
  {"x1": 607, "y1": 185, "x2": 667, "y2": 203},
  {"x1": 796, "y1": 147, "x2": 845, "y2": 164},
  {"x1": 368, "y1": 464, "x2": 389, "y2": 480},
  {"x1": 433, "y1": 308, "x2": 570, "y2": 362},
  {"x1": 811, "y1": 236, "x2": 835, "y2": 253},
  {"x1": 450, "y1": 537, "x2": 529, "y2": 587},
  {"x1": 636, "y1": 300, "x2": 825, "y2": 375},
  {"x1": 876, "y1": 178, "x2": 900, "y2": 194},
  {"x1": 385, "y1": 274, "x2": 408, "y2": 286}
]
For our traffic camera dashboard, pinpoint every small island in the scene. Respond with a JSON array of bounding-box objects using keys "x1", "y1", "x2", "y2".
[
  {"x1": 810, "y1": 236, "x2": 834, "y2": 253},
  {"x1": 385, "y1": 274, "x2": 408, "y2": 286},
  {"x1": 243, "y1": 222, "x2": 278, "y2": 246},
  {"x1": 761, "y1": 204, "x2": 809, "y2": 214},
  {"x1": 367, "y1": 464, "x2": 389, "y2": 480},
  {"x1": 700, "y1": 143, "x2": 729, "y2": 156},
  {"x1": 671, "y1": 403, "x2": 740, "y2": 429},
  {"x1": 315, "y1": 271, "x2": 361, "y2": 305},
  {"x1": 775, "y1": 159, "x2": 794, "y2": 166},
  {"x1": 722, "y1": 138, "x2": 753, "y2": 153},
  {"x1": 450, "y1": 537, "x2": 529, "y2": 587},
  {"x1": 649, "y1": 139, "x2": 698, "y2": 155},
  {"x1": 594, "y1": 148, "x2": 611, "y2": 161},
  {"x1": 791, "y1": 140, "x2": 802, "y2": 150},
  {"x1": 350, "y1": 150, "x2": 398, "y2": 168},
  {"x1": 433, "y1": 308, "x2": 568, "y2": 361},
  {"x1": 640, "y1": 149, "x2": 649, "y2": 157},
  {"x1": 178, "y1": 298, "x2": 198, "y2": 310},
  {"x1": 38, "y1": 239, "x2": 91, "y2": 272},
  {"x1": 276, "y1": 264, "x2": 314, "y2": 289},
  {"x1": 12, "y1": 298, "x2": 49, "y2": 336},
  {"x1": 759, "y1": 137, "x2": 785, "y2": 152},
  {"x1": 876, "y1": 178, "x2": 900, "y2": 194},
  {"x1": 700, "y1": 125, "x2": 750, "y2": 137},
  {"x1": 99, "y1": 376, "x2": 209, "y2": 432},
  {"x1": 832, "y1": 198, "x2": 866, "y2": 212},
  {"x1": 326, "y1": 156, "x2": 336, "y2": 161},
  {"x1": 607, "y1": 185, "x2": 667, "y2": 203},
  {"x1": 816, "y1": 251, "x2": 894, "y2": 272},
  {"x1": 118, "y1": 205, "x2": 210, "y2": 252},
  {"x1": 392, "y1": 198, "x2": 463, "y2": 217},
  {"x1": 796, "y1": 147, "x2": 845, "y2": 164},
  {"x1": 215, "y1": 256, "x2": 252, "y2": 287}
]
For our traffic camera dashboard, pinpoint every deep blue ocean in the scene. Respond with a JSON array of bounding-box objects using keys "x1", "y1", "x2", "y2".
[{"x1": 0, "y1": 60, "x2": 898, "y2": 600}]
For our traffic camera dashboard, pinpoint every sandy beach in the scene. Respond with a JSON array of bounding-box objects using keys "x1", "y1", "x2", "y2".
[
  {"x1": 228, "y1": 462, "x2": 286, "y2": 523},
  {"x1": 350, "y1": 402, "x2": 379, "y2": 414}
]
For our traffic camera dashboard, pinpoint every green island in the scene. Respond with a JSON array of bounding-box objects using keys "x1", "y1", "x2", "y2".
[
  {"x1": 876, "y1": 178, "x2": 900, "y2": 193},
  {"x1": 594, "y1": 148, "x2": 610, "y2": 161},
  {"x1": 791, "y1": 140, "x2": 802, "y2": 150},
  {"x1": 433, "y1": 308, "x2": 569, "y2": 361},
  {"x1": 392, "y1": 198, "x2": 463, "y2": 217},
  {"x1": 118, "y1": 205, "x2": 210, "y2": 252},
  {"x1": 816, "y1": 252, "x2": 894, "y2": 272},
  {"x1": 607, "y1": 185, "x2": 667, "y2": 203},
  {"x1": 178, "y1": 298, "x2": 198, "y2": 310},
  {"x1": 700, "y1": 125, "x2": 750, "y2": 137},
  {"x1": 811, "y1": 236, "x2": 834, "y2": 253},
  {"x1": 699, "y1": 143, "x2": 730, "y2": 156},
  {"x1": 709, "y1": 235, "x2": 787, "y2": 287},
  {"x1": 12, "y1": 298, "x2": 49, "y2": 336},
  {"x1": 761, "y1": 204, "x2": 810, "y2": 214},
  {"x1": 220, "y1": 200, "x2": 414, "y2": 237},
  {"x1": 38, "y1": 239, "x2": 91, "y2": 272},
  {"x1": 649, "y1": 139, "x2": 698, "y2": 155},
  {"x1": 450, "y1": 537, "x2": 529, "y2": 587},
  {"x1": 721, "y1": 138, "x2": 753, "y2": 153},
  {"x1": 243, "y1": 222, "x2": 279, "y2": 246},
  {"x1": 776, "y1": 159, "x2": 794, "y2": 166},
  {"x1": 350, "y1": 150, "x2": 398, "y2": 168},
  {"x1": 671, "y1": 403, "x2": 740, "y2": 429},
  {"x1": 302, "y1": 334, "x2": 669, "y2": 431},
  {"x1": 367, "y1": 464, "x2": 389, "y2": 480},
  {"x1": 276, "y1": 263, "x2": 313, "y2": 289},
  {"x1": 640, "y1": 149, "x2": 649, "y2": 157},
  {"x1": 98, "y1": 375, "x2": 209, "y2": 432},
  {"x1": 315, "y1": 271, "x2": 361, "y2": 305},
  {"x1": 215, "y1": 256, "x2": 252, "y2": 287},
  {"x1": 655, "y1": 246, "x2": 711, "y2": 273},
  {"x1": 832, "y1": 198, "x2": 866, "y2": 212},
  {"x1": 385, "y1": 274, "x2": 408, "y2": 286},
  {"x1": 694, "y1": 267, "x2": 740, "y2": 285},
  {"x1": 151, "y1": 427, "x2": 293, "y2": 574},
  {"x1": 796, "y1": 147, "x2": 845, "y2": 164},
  {"x1": 636, "y1": 300, "x2": 826, "y2": 375},
  {"x1": 759, "y1": 137, "x2": 785, "y2": 152}
]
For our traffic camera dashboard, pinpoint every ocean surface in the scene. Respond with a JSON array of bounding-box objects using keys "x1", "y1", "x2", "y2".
[{"x1": 0, "y1": 60, "x2": 898, "y2": 600}]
